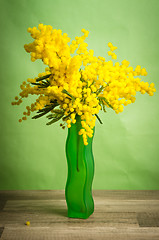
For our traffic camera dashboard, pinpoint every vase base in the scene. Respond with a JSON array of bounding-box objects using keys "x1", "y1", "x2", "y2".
[{"x1": 67, "y1": 209, "x2": 94, "y2": 219}]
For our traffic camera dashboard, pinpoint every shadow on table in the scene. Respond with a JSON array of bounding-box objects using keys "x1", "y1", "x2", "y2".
[
  {"x1": 41, "y1": 203, "x2": 68, "y2": 217},
  {"x1": 48, "y1": 208, "x2": 68, "y2": 217}
]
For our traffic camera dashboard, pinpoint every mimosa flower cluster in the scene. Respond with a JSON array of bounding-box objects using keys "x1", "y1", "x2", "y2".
[{"x1": 12, "y1": 24, "x2": 156, "y2": 145}]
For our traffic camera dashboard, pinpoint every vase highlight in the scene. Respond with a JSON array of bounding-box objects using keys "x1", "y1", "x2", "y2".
[{"x1": 65, "y1": 115, "x2": 95, "y2": 219}]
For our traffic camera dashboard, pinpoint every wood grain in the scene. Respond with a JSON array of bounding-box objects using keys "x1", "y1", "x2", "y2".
[
  {"x1": 0, "y1": 190, "x2": 159, "y2": 200},
  {"x1": 137, "y1": 212, "x2": 159, "y2": 227},
  {"x1": 0, "y1": 227, "x2": 4, "y2": 238},
  {"x1": 0, "y1": 190, "x2": 159, "y2": 239},
  {"x1": 1, "y1": 227, "x2": 159, "y2": 240},
  {"x1": 0, "y1": 190, "x2": 65, "y2": 201},
  {"x1": 0, "y1": 200, "x2": 6, "y2": 211}
]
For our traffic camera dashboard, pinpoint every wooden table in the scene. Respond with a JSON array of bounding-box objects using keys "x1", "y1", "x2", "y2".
[{"x1": 0, "y1": 190, "x2": 159, "y2": 239}]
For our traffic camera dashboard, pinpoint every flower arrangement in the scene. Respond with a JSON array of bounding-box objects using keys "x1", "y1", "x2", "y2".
[{"x1": 12, "y1": 24, "x2": 156, "y2": 145}]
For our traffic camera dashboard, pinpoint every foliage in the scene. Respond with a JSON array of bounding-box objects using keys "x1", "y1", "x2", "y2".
[{"x1": 12, "y1": 24, "x2": 156, "y2": 145}]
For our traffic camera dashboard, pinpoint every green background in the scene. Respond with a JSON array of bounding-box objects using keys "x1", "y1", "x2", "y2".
[{"x1": 0, "y1": 0, "x2": 159, "y2": 190}]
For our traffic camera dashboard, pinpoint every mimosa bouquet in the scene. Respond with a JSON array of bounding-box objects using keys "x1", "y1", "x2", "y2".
[{"x1": 12, "y1": 24, "x2": 156, "y2": 145}]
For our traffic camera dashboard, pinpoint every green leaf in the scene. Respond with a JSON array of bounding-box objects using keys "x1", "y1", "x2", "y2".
[
  {"x1": 62, "y1": 89, "x2": 75, "y2": 101},
  {"x1": 46, "y1": 110, "x2": 64, "y2": 120},
  {"x1": 46, "y1": 114, "x2": 63, "y2": 125},
  {"x1": 31, "y1": 82, "x2": 42, "y2": 86},
  {"x1": 99, "y1": 102, "x2": 107, "y2": 112},
  {"x1": 102, "y1": 104, "x2": 107, "y2": 112},
  {"x1": 46, "y1": 109, "x2": 64, "y2": 125},
  {"x1": 37, "y1": 101, "x2": 59, "y2": 113},
  {"x1": 98, "y1": 96, "x2": 113, "y2": 109},
  {"x1": 36, "y1": 74, "x2": 51, "y2": 82},
  {"x1": 62, "y1": 112, "x2": 72, "y2": 121},
  {"x1": 32, "y1": 102, "x2": 59, "y2": 119},
  {"x1": 32, "y1": 111, "x2": 50, "y2": 119},
  {"x1": 95, "y1": 114, "x2": 103, "y2": 124},
  {"x1": 31, "y1": 80, "x2": 50, "y2": 88},
  {"x1": 96, "y1": 86, "x2": 104, "y2": 96},
  {"x1": 46, "y1": 114, "x2": 55, "y2": 119}
]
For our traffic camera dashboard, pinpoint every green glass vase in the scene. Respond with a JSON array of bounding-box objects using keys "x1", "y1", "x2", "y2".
[{"x1": 65, "y1": 115, "x2": 95, "y2": 219}]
